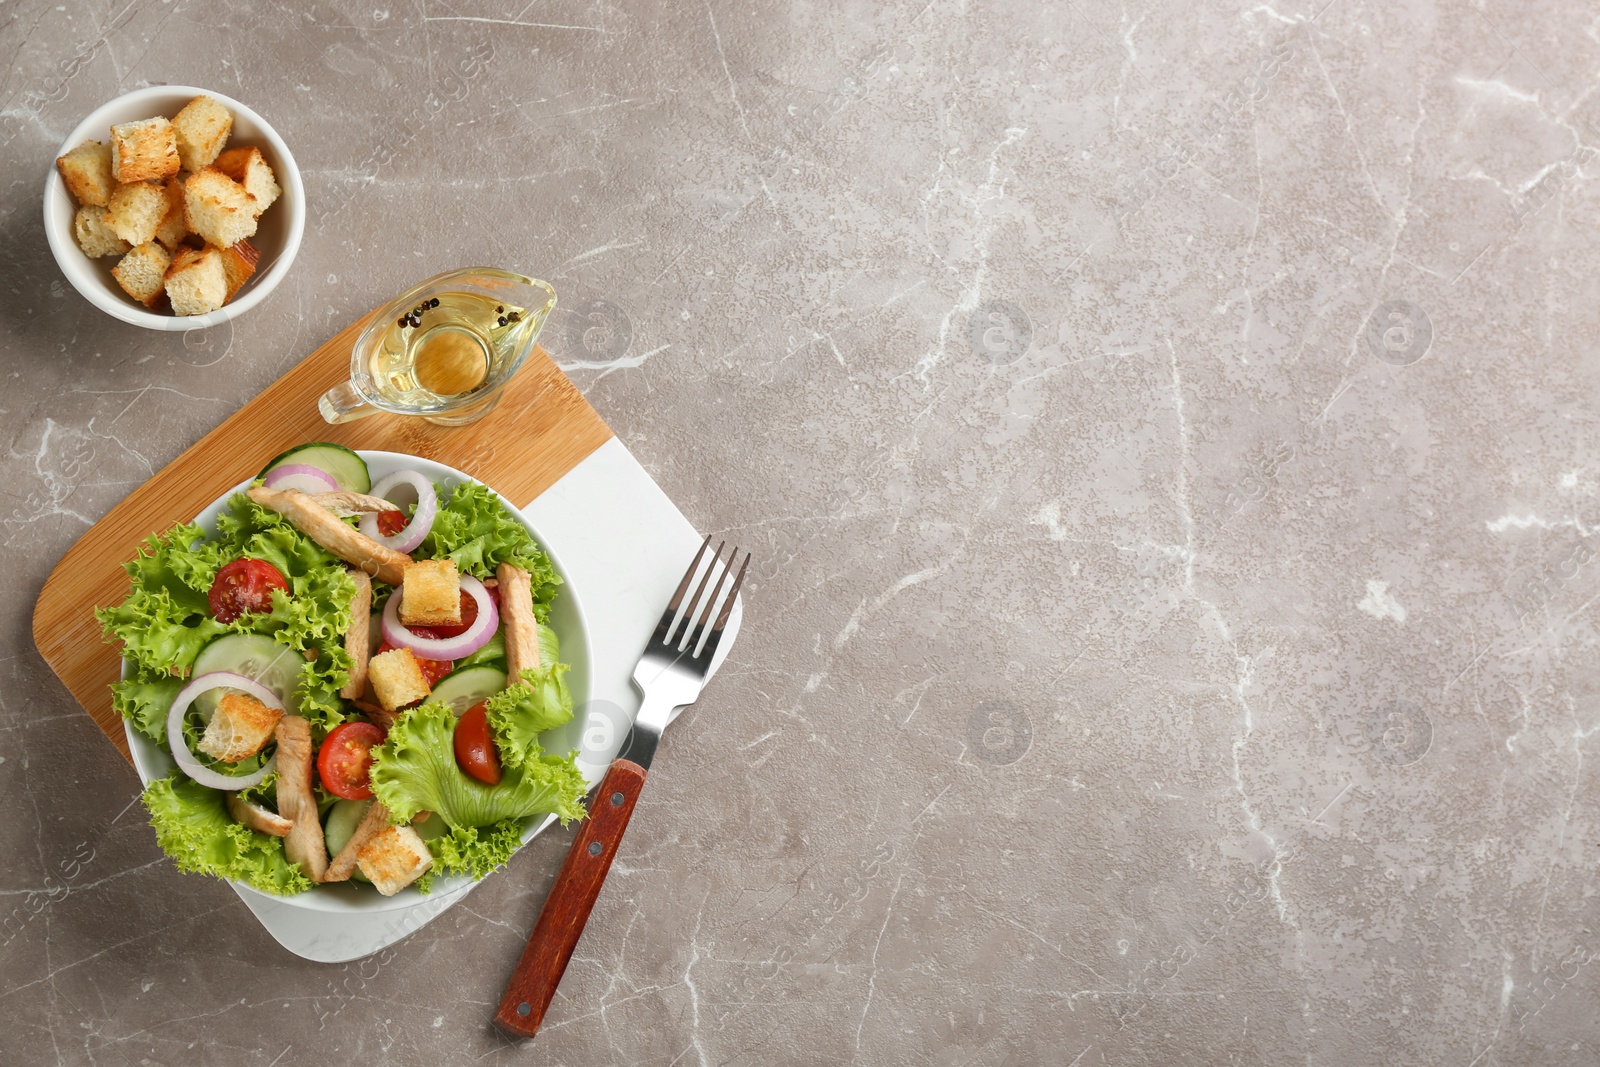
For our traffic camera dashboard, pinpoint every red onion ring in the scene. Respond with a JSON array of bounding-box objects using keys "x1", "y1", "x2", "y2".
[
  {"x1": 357, "y1": 469, "x2": 438, "y2": 554},
  {"x1": 166, "y1": 671, "x2": 283, "y2": 791},
  {"x1": 262, "y1": 464, "x2": 339, "y2": 494},
  {"x1": 382, "y1": 573, "x2": 498, "y2": 660}
]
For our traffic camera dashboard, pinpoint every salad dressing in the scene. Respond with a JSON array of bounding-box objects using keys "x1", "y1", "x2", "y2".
[{"x1": 368, "y1": 290, "x2": 528, "y2": 406}]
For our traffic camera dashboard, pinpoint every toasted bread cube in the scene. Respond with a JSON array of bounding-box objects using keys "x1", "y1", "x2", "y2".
[
  {"x1": 183, "y1": 167, "x2": 258, "y2": 247},
  {"x1": 355, "y1": 825, "x2": 433, "y2": 896},
  {"x1": 102, "y1": 180, "x2": 167, "y2": 245},
  {"x1": 72, "y1": 204, "x2": 130, "y2": 258},
  {"x1": 171, "y1": 95, "x2": 233, "y2": 172},
  {"x1": 369, "y1": 647, "x2": 431, "y2": 713},
  {"x1": 109, "y1": 117, "x2": 180, "y2": 182},
  {"x1": 197, "y1": 691, "x2": 284, "y2": 763},
  {"x1": 153, "y1": 176, "x2": 189, "y2": 251},
  {"x1": 56, "y1": 140, "x2": 116, "y2": 207},
  {"x1": 214, "y1": 146, "x2": 279, "y2": 214},
  {"x1": 216, "y1": 238, "x2": 259, "y2": 302},
  {"x1": 400, "y1": 559, "x2": 461, "y2": 626},
  {"x1": 111, "y1": 241, "x2": 172, "y2": 307},
  {"x1": 164, "y1": 246, "x2": 226, "y2": 316}
]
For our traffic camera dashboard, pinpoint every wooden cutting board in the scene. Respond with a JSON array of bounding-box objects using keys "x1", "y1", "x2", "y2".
[{"x1": 31, "y1": 310, "x2": 613, "y2": 762}]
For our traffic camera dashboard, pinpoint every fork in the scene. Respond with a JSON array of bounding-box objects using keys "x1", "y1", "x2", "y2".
[{"x1": 494, "y1": 536, "x2": 751, "y2": 1038}]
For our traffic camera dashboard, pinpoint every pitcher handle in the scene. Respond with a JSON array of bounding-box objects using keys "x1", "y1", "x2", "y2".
[{"x1": 318, "y1": 381, "x2": 378, "y2": 424}]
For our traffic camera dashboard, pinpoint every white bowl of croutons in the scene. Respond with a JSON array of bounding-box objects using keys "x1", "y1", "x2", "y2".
[{"x1": 44, "y1": 85, "x2": 304, "y2": 330}]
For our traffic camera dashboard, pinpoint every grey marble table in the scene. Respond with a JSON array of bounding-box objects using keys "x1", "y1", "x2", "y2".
[{"x1": 3, "y1": 1, "x2": 1598, "y2": 1064}]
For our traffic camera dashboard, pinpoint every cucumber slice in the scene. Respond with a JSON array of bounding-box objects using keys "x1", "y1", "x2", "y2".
[
  {"x1": 323, "y1": 799, "x2": 373, "y2": 883},
  {"x1": 430, "y1": 665, "x2": 508, "y2": 714},
  {"x1": 190, "y1": 633, "x2": 304, "y2": 719},
  {"x1": 259, "y1": 442, "x2": 371, "y2": 493}
]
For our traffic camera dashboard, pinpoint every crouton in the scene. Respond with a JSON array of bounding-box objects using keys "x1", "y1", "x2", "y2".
[
  {"x1": 55, "y1": 140, "x2": 116, "y2": 207},
  {"x1": 164, "y1": 246, "x2": 227, "y2": 316},
  {"x1": 171, "y1": 95, "x2": 232, "y2": 172},
  {"x1": 214, "y1": 146, "x2": 279, "y2": 214},
  {"x1": 369, "y1": 646, "x2": 431, "y2": 713},
  {"x1": 111, "y1": 241, "x2": 172, "y2": 307},
  {"x1": 197, "y1": 691, "x2": 284, "y2": 763},
  {"x1": 72, "y1": 204, "x2": 130, "y2": 258},
  {"x1": 153, "y1": 175, "x2": 189, "y2": 251},
  {"x1": 215, "y1": 238, "x2": 259, "y2": 302},
  {"x1": 183, "y1": 167, "x2": 258, "y2": 248},
  {"x1": 109, "y1": 117, "x2": 180, "y2": 182},
  {"x1": 355, "y1": 825, "x2": 433, "y2": 896},
  {"x1": 102, "y1": 180, "x2": 167, "y2": 245},
  {"x1": 400, "y1": 559, "x2": 461, "y2": 627}
]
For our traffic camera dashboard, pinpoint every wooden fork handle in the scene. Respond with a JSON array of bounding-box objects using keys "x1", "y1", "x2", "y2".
[{"x1": 493, "y1": 758, "x2": 647, "y2": 1039}]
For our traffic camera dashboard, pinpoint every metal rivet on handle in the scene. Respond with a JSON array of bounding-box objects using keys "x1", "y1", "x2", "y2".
[
  {"x1": 517, "y1": 1002, "x2": 531, "y2": 1017},
  {"x1": 611, "y1": 792, "x2": 624, "y2": 806},
  {"x1": 588, "y1": 841, "x2": 603, "y2": 856}
]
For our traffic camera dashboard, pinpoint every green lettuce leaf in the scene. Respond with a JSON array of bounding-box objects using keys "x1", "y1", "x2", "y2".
[
  {"x1": 454, "y1": 629, "x2": 504, "y2": 671},
  {"x1": 95, "y1": 526, "x2": 228, "y2": 677},
  {"x1": 370, "y1": 702, "x2": 587, "y2": 828},
  {"x1": 100, "y1": 494, "x2": 357, "y2": 738},
  {"x1": 420, "y1": 482, "x2": 560, "y2": 619},
  {"x1": 111, "y1": 672, "x2": 184, "y2": 744},
  {"x1": 143, "y1": 773, "x2": 313, "y2": 896},
  {"x1": 414, "y1": 818, "x2": 525, "y2": 892},
  {"x1": 537, "y1": 621, "x2": 560, "y2": 667},
  {"x1": 485, "y1": 663, "x2": 574, "y2": 770},
  {"x1": 211, "y1": 494, "x2": 357, "y2": 733}
]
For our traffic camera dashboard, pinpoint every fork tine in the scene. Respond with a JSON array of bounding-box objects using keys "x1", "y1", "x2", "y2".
[
  {"x1": 671, "y1": 539, "x2": 725, "y2": 647},
  {"x1": 658, "y1": 535, "x2": 712, "y2": 643},
  {"x1": 690, "y1": 548, "x2": 748, "y2": 660},
  {"x1": 683, "y1": 546, "x2": 735, "y2": 655},
  {"x1": 697, "y1": 550, "x2": 748, "y2": 661},
  {"x1": 710, "y1": 551, "x2": 749, "y2": 635}
]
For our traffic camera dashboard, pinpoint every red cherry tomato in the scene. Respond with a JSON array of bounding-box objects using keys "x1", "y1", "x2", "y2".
[
  {"x1": 376, "y1": 510, "x2": 407, "y2": 537},
  {"x1": 454, "y1": 701, "x2": 501, "y2": 785},
  {"x1": 317, "y1": 721, "x2": 386, "y2": 800},
  {"x1": 208, "y1": 558, "x2": 290, "y2": 624},
  {"x1": 424, "y1": 590, "x2": 483, "y2": 639},
  {"x1": 376, "y1": 634, "x2": 452, "y2": 687}
]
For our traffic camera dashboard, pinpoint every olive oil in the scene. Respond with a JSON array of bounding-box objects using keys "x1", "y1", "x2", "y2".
[{"x1": 368, "y1": 291, "x2": 528, "y2": 408}]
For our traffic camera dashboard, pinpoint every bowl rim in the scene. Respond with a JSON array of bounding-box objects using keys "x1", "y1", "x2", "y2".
[
  {"x1": 121, "y1": 449, "x2": 595, "y2": 914},
  {"x1": 43, "y1": 84, "x2": 305, "y2": 332}
]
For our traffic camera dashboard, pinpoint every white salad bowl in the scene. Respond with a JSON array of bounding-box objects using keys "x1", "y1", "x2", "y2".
[{"x1": 122, "y1": 450, "x2": 593, "y2": 917}]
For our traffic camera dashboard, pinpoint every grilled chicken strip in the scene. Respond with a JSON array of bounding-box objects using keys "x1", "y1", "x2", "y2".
[
  {"x1": 325, "y1": 800, "x2": 391, "y2": 882},
  {"x1": 248, "y1": 485, "x2": 409, "y2": 584},
  {"x1": 497, "y1": 563, "x2": 539, "y2": 681},
  {"x1": 308, "y1": 491, "x2": 398, "y2": 517},
  {"x1": 275, "y1": 714, "x2": 328, "y2": 882},
  {"x1": 225, "y1": 792, "x2": 292, "y2": 837},
  {"x1": 340, "y1": 569, "x2": 373, "y2": 700}
]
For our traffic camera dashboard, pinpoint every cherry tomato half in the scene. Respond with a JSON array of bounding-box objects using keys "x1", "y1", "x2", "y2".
[
  {"x1": 424, "y1": 590, "x2": 482, "y2": 639},
  {"x1": 208, "y1": 558, "x2": 290, "y2": 624},
  {"x1": 376, "y1": 633, "x2": 452, "y2": 687},
  {"x1": 376, "y1": 510, "x2": 407, "y2": 537},
  {"x1": 318, "y1": 721, "x2": 386, "y2": 800},
  {"x1": 454, "y1": 701, "x2": 501, "y2": 785}
]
